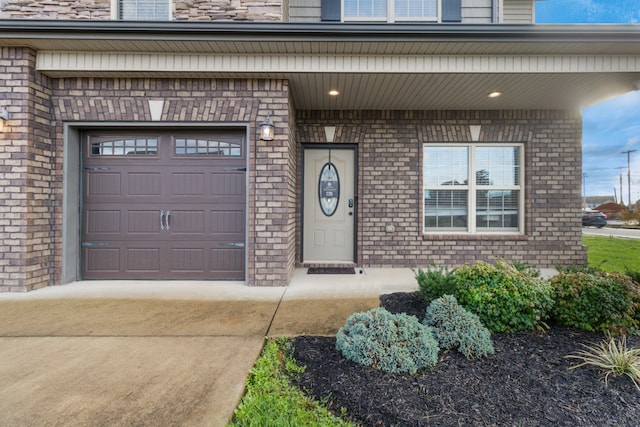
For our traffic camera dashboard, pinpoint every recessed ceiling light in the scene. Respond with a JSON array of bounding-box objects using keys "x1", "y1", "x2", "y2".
[
  {"x1": 487, "y1": 91, "x2": 503, "y2": 98},
  {"x1": 328, "y1": 89, "x2": 339, "y2": 96}
]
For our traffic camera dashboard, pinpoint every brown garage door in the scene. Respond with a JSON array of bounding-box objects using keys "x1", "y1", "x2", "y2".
[{"x1": 82, "y1": 130, "x2": 246, "y2": 280}]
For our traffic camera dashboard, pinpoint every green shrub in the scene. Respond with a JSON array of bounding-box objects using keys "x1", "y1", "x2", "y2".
[
  {"x1": 424, "y1": 295, "x2": 494, "y2": 359},
  {"x1": 627, "y1": 271, "x2": 640, "y2": 334},
  {"x1": 621, "y1": 210, "x2": 640, "y2": 225},
  {"x1": 510, "y1": 260, "x2": 541, "y2": 277},
  {"x1": 550, "y1": 271, "x2": 640, "y2": 334},
  {"x1": 625, "y1": 269, "x2": 640, "y2": 285},
  {"x1": 557, "y1": 264, "x2": 604, "y2": 275},
  {"x1": 454, "y1": 259, "x2": 554, "y2": 333},
  {"x1": 335, "y1": 307, "x2": 439, "y2": 374},
  {"x1": 414, "y1": 265, "x2": 457, "y2": 302}
]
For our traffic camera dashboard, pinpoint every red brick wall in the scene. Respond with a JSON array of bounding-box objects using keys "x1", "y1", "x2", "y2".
[
  {"x1": 0, "y1": 47, "x2": 54, "y2": 292},
  {"x1": 296, "y1": 110, "x2": 587, "y2": 269}
]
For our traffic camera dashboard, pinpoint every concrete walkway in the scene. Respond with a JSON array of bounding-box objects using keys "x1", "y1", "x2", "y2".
[{"x1": 0, "y1": 268, "x2": 418, "y2": 427}]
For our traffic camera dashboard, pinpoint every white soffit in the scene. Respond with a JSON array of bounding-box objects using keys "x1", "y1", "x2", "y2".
[
  {"x1": 35, "y1": 51, "x2": 640, "y2": 110},
  {"x1": 37, "y1": 52, "x2": 640, "y2": 74}
]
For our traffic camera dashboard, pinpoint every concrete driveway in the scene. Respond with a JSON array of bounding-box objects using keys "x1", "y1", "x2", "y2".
[
  {"x1": 0, "y1": 269, "x2": 418, "y2": 426},
  {"x1": 0, "y1": 297, "x2": 279, "y2": 427}
]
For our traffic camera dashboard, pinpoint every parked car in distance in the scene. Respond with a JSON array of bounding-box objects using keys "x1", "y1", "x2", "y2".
[{"x1": 582, "y1": 209, "x2": 607, "y2": 228}]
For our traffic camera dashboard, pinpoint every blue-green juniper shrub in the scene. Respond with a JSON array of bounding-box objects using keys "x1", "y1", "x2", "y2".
[
  {"x1": 335, "y1": 307, "x2": 439, "y2": 375},
  {"x1": 424, "y1": 295, "x2": 494, "y2": 359}
]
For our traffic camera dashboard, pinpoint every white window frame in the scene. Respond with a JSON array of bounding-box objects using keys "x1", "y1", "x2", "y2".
[
  {"x1": 423, "y1": 143, "x2": 525, "y2": 234},
  {"x1": 112, "y1": 0, "x2": 172, "y2": 21},
  {"x1": 342, "y1": 0, "x2": 441, "y2": 23}
]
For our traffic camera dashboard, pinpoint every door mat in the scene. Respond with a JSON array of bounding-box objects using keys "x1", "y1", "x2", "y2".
[{"x1": 307, "y1": 267, "x2": 356, "y2": 275}]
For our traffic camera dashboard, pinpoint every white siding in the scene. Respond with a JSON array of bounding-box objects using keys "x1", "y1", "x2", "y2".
[
  {"x1": 503, "y1": 0, "x2": 534, "y2": 24},
  {"x1": 462, "y1": 0, "x2": 493, "y2": 23}
]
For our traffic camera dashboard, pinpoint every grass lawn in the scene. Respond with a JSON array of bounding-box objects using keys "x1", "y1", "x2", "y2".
[
  {"x1": 583, "y1": 235, "x2": 640, "y2": 273},
  {"x1": 229, "y1": 338, "x2": 354, "y2": 427}
]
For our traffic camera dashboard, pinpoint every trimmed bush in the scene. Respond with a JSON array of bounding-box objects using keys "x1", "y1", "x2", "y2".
[
  {"x1": 414, "y1": 265, "x2": 457, "y2": 302},
  {"x1": 558, "y1": 264, "x2": 604, "y2": 275},
  {"x1": 424, "y1": 295, "x2": 494, "y2": 359},
  {"x1": 454, "y1": 259, "x2": 554, "y2": 333},
  {"x1": 336, "y1": 307, "x2": 439, "y2": 374},
  {"x1": 550, "y1": 271, "x2": 640, "y2": 334},
  {"x1": 625, "y1": 269, "x2": 640, "y2": 285},
  {"x1": 511, "y1": 260, "x2": 541, "y2": 278}
]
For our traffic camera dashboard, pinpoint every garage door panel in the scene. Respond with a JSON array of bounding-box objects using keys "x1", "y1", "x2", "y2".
[
  {"x1": 168, "y1": 210, "x2": 205, "y2": 235},
  {"x1": 128, "y1": 210, "x2": 162, "y2": 234},
  {"x1": 86, "y1": 172, "x2": 121, "y2": 197},
  {"x1": 86, "y1": 210, "x2": 121, "y2": 234},
  {"x1": 127, "y1": 172, "x2": 161, "y2": 196},
  {"x1": 210, "y1": 248, "x2": 244, "y2": 275},
  {"x1": 169, "y1": 248, "x2": 205, "y2": 273},
  {"x1": 169, "y1": 173, "x2": 206, "y2": 196},
  {"x1": 84, "y1": 247, "x2": 120, "y2": 273},
  {"x1": 211, "y1": 173, "x2": 244, "y2": 196},
  {"x1": 82, "y1": 130, "x2": 246, "y2": 280},
  {"x1": 126, "y1": 248, "x2": 161, "y2": 272},
  {"x1": 210, "y1": 210, "x2": 244, "y2": 234}
]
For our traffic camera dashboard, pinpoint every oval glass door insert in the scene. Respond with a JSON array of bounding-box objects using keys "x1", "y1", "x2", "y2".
[{"x1": 318, "y1": 162, "x2": 340, "y2": 216}]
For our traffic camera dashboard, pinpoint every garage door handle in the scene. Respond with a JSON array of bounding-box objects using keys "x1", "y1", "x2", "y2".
[
  {"x1": 160, "y1": 210, "x2": 165, "y2": 231},
  {"x1": 165, "y1": 210, "x2": 171, "y2": 230}
]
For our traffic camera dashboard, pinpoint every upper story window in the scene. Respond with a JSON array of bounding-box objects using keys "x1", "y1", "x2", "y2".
[
  {"x1": 423, "y1": 144, "x2": 524, "y2": 234},
  {"x1": 344, "y1": 0, "x2": 438, "y2": 21},
  {"x1": 118, "y1": 0, "x2": 170, "y2": 20}
]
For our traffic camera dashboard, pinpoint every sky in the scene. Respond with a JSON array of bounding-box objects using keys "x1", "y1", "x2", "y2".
[{"x1": 535, "y1": 0, "x2": 640, "y2": 203}]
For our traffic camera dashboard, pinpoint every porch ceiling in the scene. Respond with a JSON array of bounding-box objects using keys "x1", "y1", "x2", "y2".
[{"x1": 2, "y1": 21, "x2": 640, "y2": 110}]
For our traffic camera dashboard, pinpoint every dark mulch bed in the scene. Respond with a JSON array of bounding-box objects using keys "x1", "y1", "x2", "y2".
[{"x1": 291, "y1": 292, "x2": 640, "y2": 426}]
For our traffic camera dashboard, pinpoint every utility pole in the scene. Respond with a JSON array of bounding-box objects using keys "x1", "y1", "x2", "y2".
[
  {"x1": 615, "y1": 166, "x2": 626, "y2": 205},
  {"x1": 622, "y1": 150, "x2": 637, "y2": 209}
]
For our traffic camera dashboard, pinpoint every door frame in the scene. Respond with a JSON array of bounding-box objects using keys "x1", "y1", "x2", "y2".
[{"x1": 301, "y1": 144, "x2": 358, "y2": 264}]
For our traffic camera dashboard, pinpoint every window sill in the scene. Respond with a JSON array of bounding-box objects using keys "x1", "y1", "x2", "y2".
[{"x1": 422, "y1": 233, "x2": 527, "y2": 241}]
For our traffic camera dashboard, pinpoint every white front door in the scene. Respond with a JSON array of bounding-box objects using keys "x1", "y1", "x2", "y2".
[{"x1": 303, "y1": 148, "x2": 355, "y2": 263}]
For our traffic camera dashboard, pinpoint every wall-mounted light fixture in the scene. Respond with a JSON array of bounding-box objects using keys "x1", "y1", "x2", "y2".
[
  {"x1": 259, "y1": 113, "x2": 275, "y2": 141},
  {"x1": 0, "y1": 106, "x2": 10, "y2": 132}
]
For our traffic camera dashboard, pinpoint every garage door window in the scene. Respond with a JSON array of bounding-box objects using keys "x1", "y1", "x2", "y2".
[
  {"x1": 90, "y1": 138, "x2": 158, "y2": 156},
  {"x1": 175, "y1": 138, "x2": 242, "y2": 157}
]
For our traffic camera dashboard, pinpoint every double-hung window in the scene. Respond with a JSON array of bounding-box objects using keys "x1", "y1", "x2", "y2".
[
  {"x1": 118, "y1": 0, "x2": 170, "y2": 20},
  {"x1": 423, "y1": 144, "x2": 523, "y2": 233},
  {"x1": 343, "y1": 0, "x2": 439, "y2": 22}
]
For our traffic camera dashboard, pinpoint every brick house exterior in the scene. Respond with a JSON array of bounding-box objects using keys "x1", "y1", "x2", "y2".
[{"x1": 1, "y1": 1, "x2": 639, "y2": 291}]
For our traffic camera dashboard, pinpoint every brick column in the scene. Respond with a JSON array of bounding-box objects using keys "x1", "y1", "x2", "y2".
[
  {"x1": 0, "y1": 47, "x2": 54, "y2": 292},
  {"x1": 248, "y1": 81, "x2": 295, "y2": 286}
]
